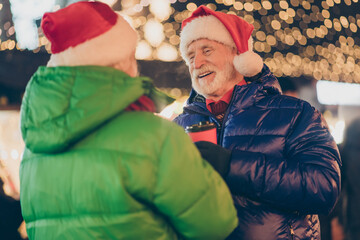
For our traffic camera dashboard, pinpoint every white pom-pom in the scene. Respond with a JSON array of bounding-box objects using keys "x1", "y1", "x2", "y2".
[{"x1": 233, "y1": 51, "x2": 263, "y2": 77}]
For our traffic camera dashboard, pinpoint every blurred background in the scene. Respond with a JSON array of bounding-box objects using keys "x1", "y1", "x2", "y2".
[{"x1": 1, "y1": 0, "x2": 360, "y2": 239}]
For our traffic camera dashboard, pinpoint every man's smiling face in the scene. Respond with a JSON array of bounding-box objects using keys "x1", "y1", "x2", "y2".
[{"x1": 186, "y1": 38, "x2": 242, "y2": 101}]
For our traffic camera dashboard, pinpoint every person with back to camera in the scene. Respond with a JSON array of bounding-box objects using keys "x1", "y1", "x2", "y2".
[
  {"x1": 0, "y1": 178, "x2": 24, "y2": 240},
  {"x1": 338, "y1": 118, "x2": 360, "y2": 240},
  {"x1": 19, "y1": 2, "x2": 238, "y2": 239},
  {"x1": 174, "y1": 5, "x2": 341, "y2": 240}
]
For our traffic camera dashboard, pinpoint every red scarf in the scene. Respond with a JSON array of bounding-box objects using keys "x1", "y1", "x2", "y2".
[
  {"x1": 206, "y1": 79, "x2": 247, "y2": 122},
  {"x1": 125, "y1": 95, "x2": 156, "y2": 112}
]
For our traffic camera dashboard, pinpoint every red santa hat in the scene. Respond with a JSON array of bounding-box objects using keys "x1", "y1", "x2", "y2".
[
  {"x1": 42, "y1": 1, "x2": 137, "y2": 67},
  {"x1": 180, "y1": 5, "x2": 263, "y2": 77}
]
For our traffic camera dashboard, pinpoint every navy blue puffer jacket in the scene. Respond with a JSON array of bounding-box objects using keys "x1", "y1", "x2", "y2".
[{"x1": 174, "y1": 65, "x2": 341, "y2": 240}]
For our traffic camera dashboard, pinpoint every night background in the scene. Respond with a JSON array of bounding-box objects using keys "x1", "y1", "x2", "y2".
[
  {"x1": 0, "y1": 1, "x2": 360, "y2": 239},
  {"x1": 1, "y1": 0, "x2": 360, "y2": 107}
]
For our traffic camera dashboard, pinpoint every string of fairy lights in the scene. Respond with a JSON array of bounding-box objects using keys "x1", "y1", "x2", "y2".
[{"x1": 1, "y1": 0, "x2": 360, "y2": 83}]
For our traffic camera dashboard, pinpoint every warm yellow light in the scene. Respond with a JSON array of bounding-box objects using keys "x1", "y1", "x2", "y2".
[
  {"x1": 287, "y1": 8, "x2": 296, "y2": 17},
  {"x1": 256, "y1": 31, "x2": 266, "y2": 41},
  {"x1": 313, "y1": 70, "x2": 323, "y2": 80},
  {"x1": 279, "y1": 11, "x2": 289, "y2": 20},
  {"x1": 253, "y1": 2, "x2": 262, "y2": 10},
  {"x1": 223, "y1": 0, "x2": 235, "y2": 6},
  {"x1": 8, "y1": 40, "x2": 15, "y2": 50},
  {"x1": 186, "y1": 2, "x2": 197, "y2": 12},
  {"x1": 1, "y1": 41, "x2": 8, "y2": 50},
  {"x1": 244, "y1": 2, "x2": 254, "y2": 11},
  {"x1": 133, "y1": 4, "x2": 143, "y2": 12},
  {"x1": 333, "y1": 20, "x2": 342, "y2": 31},
  {"x1": 264, "y1": 43, "x2": 271, "y2": 53},
  {"x1": 271, "y1": 20, "x2": 281, "y2": 30},
  {"x1": 165, "y1": 29, "x2": 176, "y2": 38},
  {"x1": 285, "y1": 35, "x2": 295, "y2": 45},
  {"x1": 322, "y1": 9, "x2": 330, "y2": 19},
  {"x1": 40, "y1": 36, "x2": 48, "y2": 46},
  {"x1": 206, "y1": 4, "x2": 217, "y2": 10},
  {"x1": 340, "y1": 16, "x2": 349, "y2": 28},
  {"x1": 302, "y1": 1, "x2": 311, "y2": 10},
  {"x1": 347, "y1": 37, "x2": 355, "y2": 46},
  {"x1": 266, "y1": 35, "x2": 277, "y2": 46},
  {"x1": 0, "y1": 110, "x2": 24, "y2": 194},
  {"x1": 140, "y1": 0, "x2": 150, "y2": 6},
  {"x1": 292, "y1": 28, "x2": 301, "y2": 39},
  {"x1": 136, "y1": 41, "x2": 152, "y2": 60},
  {"x1": 169, "y1": 35, "x2": 180, "y2": 45},
  {"x1": 298, "y1": 36, "x2": 307, "y2": 45},
  {"x1": 324, "y1": 19, "x2": 333, "y2": 28},
  {"x1": 315, "y1": 28, "x2": 323, "y2": 38},
  {"x1": 320, "y1": 25, "x2": 328, "y2": 35},
  {"x1": 149, "y1": 0, "x2": 171, "y2": 21},
  {"x1": 157, "y1": 43, "x2": 178, "y2": 61},
  {"x1": 254, "y1": 41, "x2": 265, "y2": 52},
  {"x1": 158, "y1": 97, "x2": 188, "y2": 120},
  {"x1": 262, "y1": 1, "x2": 272, "y2": 10},
  {"x1": 163, "y1": 23, "x2": 172, "y2": 32},
  {"x1": 233, "y1": 2, "x2": 244, "y2": 10},
  {"x1": 279, "y1": 0, "x2": 289, "y2": 9},
  {"x1": 144, "y1": 19, "x2": 164, "y2": 47},
  {"x1": 339, "y1": 35, "x2": 347, "y2": 44},
  {"x1": 350, "y1": 23, "x2": 358, "y2": 32},
  {"x1": 258, "y1": 8, "x2": 268, "y2": 15},
  {"x1": 326, "y1": 0, "x2": 335, "y2": 7},
  {"x1": 7, "y1": 26, "x2": 15, "y2": 36},
  {"x1": 290, "y1": 0, "x2": 300, "y2": 7},
  {"x1": 330, "y1": 73, "x2": 339, "y2": 82},
  {"x1": 133, "y1": 18, "x2": 142, "y2": 28},
  {"x1": 244, "y1": 15, "x2": 255, "y2": 24},
  {"x1": 321, "y1": 1, "x2": 330, "y2": 9}
]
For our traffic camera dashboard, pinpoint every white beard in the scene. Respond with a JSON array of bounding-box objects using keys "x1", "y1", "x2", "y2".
[{"x1": 191, "y1": 62, "x2": 238, "y2": 100}]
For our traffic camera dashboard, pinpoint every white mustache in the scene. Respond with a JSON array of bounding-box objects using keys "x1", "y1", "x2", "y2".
[{"x1": 192, "y1": 65, "x2": 216, "y2": 79}]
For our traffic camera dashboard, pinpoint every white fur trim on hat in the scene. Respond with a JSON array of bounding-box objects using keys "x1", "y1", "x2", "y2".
[
  {"x1": 47, "y1": 14, "x2": 138, "y2": 67},
  {"x1": 233, "y1": 37, "x2": 263, "y2": 77},
  {"x1": 180, "y1": 15, "x2": 236, "y2": 63}
]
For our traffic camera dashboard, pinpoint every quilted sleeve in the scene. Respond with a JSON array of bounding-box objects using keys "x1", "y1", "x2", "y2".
[
  {"x1": 153, "y1": 124, "x2": 238, "y2": 240},
  {"x1": 227, "y1": 102, "x2": 341, "y2": 215}
]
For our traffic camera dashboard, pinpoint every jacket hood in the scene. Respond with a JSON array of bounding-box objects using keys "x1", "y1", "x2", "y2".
[{"x1": 21, "y1": 66, "x2": 173, "y2": 154}]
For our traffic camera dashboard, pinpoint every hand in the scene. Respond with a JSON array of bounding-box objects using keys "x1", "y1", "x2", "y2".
[{"x1": 195, "y1": 141, "x2": 231, "y2": 178}]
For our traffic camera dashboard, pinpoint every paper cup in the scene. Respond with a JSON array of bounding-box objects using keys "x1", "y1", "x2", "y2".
[{"x1": 185, "y1": 121, "x2": 217, "y2": 144}]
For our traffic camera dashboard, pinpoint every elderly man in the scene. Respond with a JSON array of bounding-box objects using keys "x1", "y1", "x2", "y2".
[
  {"x1": 174, "y1": 5, "x2": 341, "y2": 240},
  {"x1": 19, "y1": 2, "x2": 238, "y2": 239}
]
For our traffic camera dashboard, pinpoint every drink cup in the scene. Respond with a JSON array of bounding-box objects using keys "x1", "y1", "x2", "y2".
[{"x1": 185, "y1": 121, "x2": 217, "y2": 144}]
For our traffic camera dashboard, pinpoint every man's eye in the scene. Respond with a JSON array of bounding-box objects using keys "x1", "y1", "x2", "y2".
[{"x1": 204, "y1": 49, "x2": 212, "y2": 55}]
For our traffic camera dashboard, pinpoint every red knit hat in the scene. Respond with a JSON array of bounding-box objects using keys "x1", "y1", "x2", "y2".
[
  {"x1": 180, "y1": 5, "x2": 263, "y2": 77},
  {"x1": 42, "y1": 1, "x2": 137, "y2": 67}
]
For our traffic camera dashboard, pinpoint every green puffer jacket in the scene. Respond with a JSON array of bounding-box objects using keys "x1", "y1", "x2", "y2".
[{"x1": 19, "y1": 66, "x2": 238, "y2": 240}]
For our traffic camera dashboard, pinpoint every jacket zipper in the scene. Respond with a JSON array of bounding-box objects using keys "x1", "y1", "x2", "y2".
[
  {"x1": 219, "y1": 86, "x2": 238, "y2": 146},
  {"x1": 289, "y1": 224, "x2": 294, "y2": 240}
]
